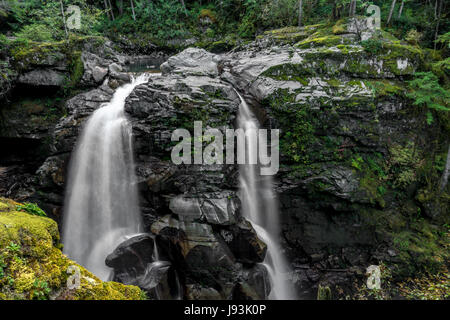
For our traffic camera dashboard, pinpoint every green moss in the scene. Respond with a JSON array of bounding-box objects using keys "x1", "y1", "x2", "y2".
[
  {"x1": 364, "y1": 80, "x2": 406, "y2": 97},
  {"x1": 296, "y1": 34, "x2": 343, "y2": 49},
  {"x1": 261, "y1": 89, "x2": 316, "y2": 164},
  {"x1": 198, "y1": 9, "x2": 217, "y2": 24},
  {"x1": 0, "y1": 198, "x2": 145, "y2": 300},
  {"x1": 336, "y1": 44, "x2": 353, "y2": 54},
  {"x1": 262, "y1": 63, "x2": 318, "y2": 78},
  {"x1": 265, "y1": 26, "x2": 303, "y2": 35},
  {"x1": 264, "y1": 26, "x2": 310, "y2": 44},
  {"x1": 388, "y1": 142, "x2": 422, "y2": 189},
  {"x1": 10, "y1": 35, "x2": 105, "y2": 74},
  {"x1": 67, "y1": 51, "x2": 84, "y2": 89},
  {"x1": 317, "y1": 285, "x2": 332, "y2": 300},
  {"x1": 332, "y1": 19, "x2": 346, "y2": 35},
  {"x1": 326, "y1": 78, "x2": 341, "y2": 87},
  {"x1": 379, "y1": 42, "x2": 424, "y2": 75}
]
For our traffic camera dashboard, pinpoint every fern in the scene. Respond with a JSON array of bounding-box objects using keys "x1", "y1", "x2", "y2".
[{"x1": 407, "y1": 72, "x2": 450, "y2": 125}]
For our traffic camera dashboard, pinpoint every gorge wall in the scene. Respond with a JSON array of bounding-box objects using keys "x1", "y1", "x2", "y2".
[{"x1": 1, "y1": 18, "x2": 448, "y2": 299}]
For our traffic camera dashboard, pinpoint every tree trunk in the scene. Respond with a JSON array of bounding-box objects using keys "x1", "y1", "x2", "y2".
[
  {"x1": 107, "y1": 0, "x2": 115, "y2": 20},
  {"x1": 103, "y1": 0, "x2": 111, "y2": 19},
  {"x1": 440, "y1": 143, "x2": 450, "y2": 191},
  {"x1": 60, "y1": 0, "x2": 68, "y2": 37},
  {"x1": 298, "y1": 0, "x2": 303, "y2": 27},
  {"x1": 349, "y1": 0, "x2": 356, "y2": 17},
  {"x1": 117, "y1": 0, "x2": 123, "y2": 16},
  {"x1": 435, "y1": 0, "x2": 438, "y2": 18},
  {"x1": 398, "y1": 0, "x2": 404, "y2": 18},
  {"x1": 180, "y1": 0, "x2": 188, "y2": 16},
  {"x1": 387, "y1": 0, "x2": 397, "y2": 25},
  {"x1": 434, "y1": 0, "x2": 443, "y2": 49},
  {"x1": 130, "y1": 0, "x2": 136, "y2": 21}
]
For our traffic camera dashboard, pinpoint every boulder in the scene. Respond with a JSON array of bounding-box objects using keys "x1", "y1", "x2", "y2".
[
  {"x1": 160, "y1": 47, "x2": 221, "y2": 77},
  {"x1": 169, "y1": 191, "x2": 240, "y2": 225},
  {"x1": 105, "y1": 234, "x2": 155, "y2": 273},
  {"x1": 92, "y1": 66, "x2": 108, "y2": 83}
]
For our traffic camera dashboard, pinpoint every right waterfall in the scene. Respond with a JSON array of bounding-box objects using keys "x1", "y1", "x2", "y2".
[{"x1": 236, "y1": 92, "x2": 297, "y2": 300}]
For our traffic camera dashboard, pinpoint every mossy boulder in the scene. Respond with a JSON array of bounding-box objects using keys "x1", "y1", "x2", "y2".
[{"x1": 0, "y1": 198, "x2": 145, "y2": 300}]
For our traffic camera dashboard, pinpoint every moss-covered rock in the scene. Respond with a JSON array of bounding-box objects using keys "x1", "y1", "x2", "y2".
[{"x1": 0, "y1": 198, "x2": 145, "y2": 300}]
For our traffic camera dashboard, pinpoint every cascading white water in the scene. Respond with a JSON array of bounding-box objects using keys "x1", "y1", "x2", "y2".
[
  {"x1": 237, "y1": 92, "x2": 297, "y2": 300},
  {"x1": 62, "y1": 74, "x2": 149, "y2": 281}
]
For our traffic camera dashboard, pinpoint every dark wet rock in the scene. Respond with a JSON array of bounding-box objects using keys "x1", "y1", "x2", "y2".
[
  {"x1": 225, "y1": 220, "x2": 267, "y2": 264},
  {"x1": 169, "y1": 191, "x2": 240, "y2": 225},
  {"x1": 17, "y1": 69, "x2": 66, "y2": 88},
  {"x1": 234, "y1": 264, "x2": 271, "y2": 300},
  {"x1": 186, "y1": 285, "x2": 222, "y2": 300},
  {"x1": 150, "y1": 214, "x2": 269, "y2": 299},
  {"x1": 105, "y1": 234, "x2": 155, "y2": 272},
  {"x1": 106, "y1": 233, "x2": 183, "y2": 300}
]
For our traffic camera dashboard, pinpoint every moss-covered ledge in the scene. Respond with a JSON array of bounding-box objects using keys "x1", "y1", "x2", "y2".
[{"x1": 0, "y1": 198, "x2": 145, "y2": 300}]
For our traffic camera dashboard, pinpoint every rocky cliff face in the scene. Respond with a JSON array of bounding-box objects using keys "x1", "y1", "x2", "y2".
[{"x1": 1, "y1": 18, "x2": 448, "y2": 299}]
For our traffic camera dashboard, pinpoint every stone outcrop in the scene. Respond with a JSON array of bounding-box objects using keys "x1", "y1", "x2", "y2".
[{"x1": 0, "y1": 198, "x2": 145, "y2": 300}]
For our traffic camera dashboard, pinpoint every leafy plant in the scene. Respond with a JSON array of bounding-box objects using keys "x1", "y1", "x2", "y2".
[
  {"x1": 361, "y1": 38, "x2": 384, "y2": 55},
  {"x1": 351, "y1": 156, "x2": 364, "y2": 171},
  {"x1": 16, "y1": 203, "x2": 47, "y2": 217},
  {"x1": 14, "y1": 24, "x2": 54, "y2": 42},
  {"x1": 407, "y1": 72, "x2": 450, "y2": 125},
  {"x1": 32, "y1": 280, "x2": 51, "y2": 300},
  {"x1": 6, "y1": 242, "x2": 20, "y2": 253}
]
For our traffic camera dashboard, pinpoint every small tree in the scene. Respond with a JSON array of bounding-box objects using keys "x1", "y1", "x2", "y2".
[
  {"x1": 387, "y1": 0, "x2": 397, "y2": 25},
  {"x1": 407, "y1": 72, "x2": 450, "y2": 190},
  {"x1": 298, "y1": 0, "x2": 303, "y2": 27}
]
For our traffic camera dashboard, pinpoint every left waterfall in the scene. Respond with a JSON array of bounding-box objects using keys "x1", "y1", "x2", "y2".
[{"x1": 62, "y1": 74, "x2": 149, "y2": 281}]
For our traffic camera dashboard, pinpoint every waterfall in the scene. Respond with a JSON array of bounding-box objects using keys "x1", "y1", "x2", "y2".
[
  {"x1": 62, "y1": 74, "x2": 149, "y2": 281},
  {"x1": 236, "y1": 92, "x2": 297, "y2": 300}
]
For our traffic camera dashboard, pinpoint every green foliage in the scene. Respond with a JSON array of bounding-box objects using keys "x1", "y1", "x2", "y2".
[
  {"x1": 100, "y1": 0, "x2": 189, "y2": 42},
  {"x1": 317, "y1": 284, "x2": 332, "y2": 300},
  {"x1": 398, "y1": 269, "x2": 450, "y2": 300},
  {"x1": 351, "y1": 155, "x2": 364, "y2": 171},
  {"x1": 407, "y1": 72, "x2": 450, "y2": 128},
  {"x1": 6, "y1": 241, "x2": 21, "y2": 253},
  {"x1": 388, "y1": 142, "x2": 422, "y2": 189},
  {"x1": 16, "y1": 203, "x2": 47, "y2": 217},
  {"x1": 263, "y1": 89, "x2": 315, "y2": 164},
  {"x1": 405, "y1": 29, "x2": 422, "y2": 46},
  {"x1": 4, "y1": 0, "x2": 101, "y2": 42},
  {"x1": 32, "y1": 279, "x2": 51, "y2": 300},
  {"x1": 361, "y1": 38, "x2": 383, "y2": 55},
  {"x1": 14, "y1": 23, "x2": 54, "y2": 42}
]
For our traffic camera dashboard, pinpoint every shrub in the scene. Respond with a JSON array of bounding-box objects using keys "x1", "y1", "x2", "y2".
[
  {"x1": 14, "y1": 24, "x2": 54, "y2": 42},
  {"x1": 405, "y1": 29, "x2": 422, "y2": 46},
  {"x1": 361, "y1": 38, "x2": 383, "y2": 55}
]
